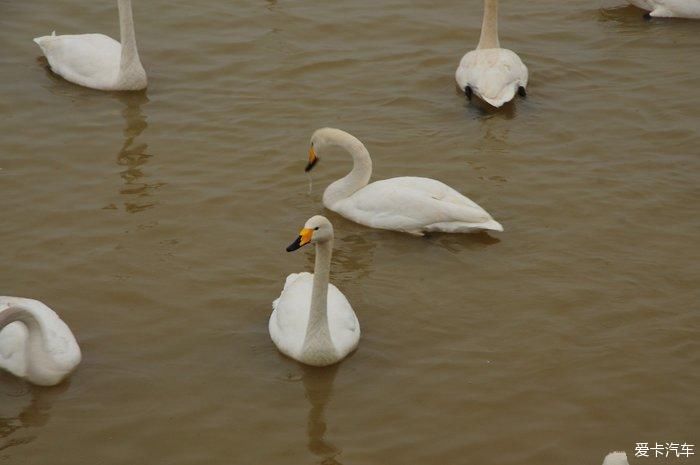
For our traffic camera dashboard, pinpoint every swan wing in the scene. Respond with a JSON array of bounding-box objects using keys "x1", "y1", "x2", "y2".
[
  {"x1": 0, "y1": 322, "x2": 28, "y2": 378},
  {"x1": 335, "y1": 177, "x2": 502, "y2": 234},
  {"x1": 33, "y1": 33, "x2": 121, "y2": 89},
  {"x1": 456, "y1": 48, "x2": 528, "y2": 107},
  {"x1": 270, "y1": 273, "x2": 313, "y2": 358},
  {"x1": 327, "y1": 284, "x2": 360, "y2": 357}
]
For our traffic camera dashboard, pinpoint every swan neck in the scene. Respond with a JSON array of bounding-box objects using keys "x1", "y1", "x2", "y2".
[
  {"x1": 0, "y1": 304, "x2": 46, "y2": 363},
  {"x1": 477, "y1": 0, "x2": 500, "y2": 49},
  {"x1": 0, "y1": 305, "x2": 41, "y2": 334},
  {"x1": 303, "y1": 240, "x2": 333, "y2": 353},
  {"x1": 118, "y1": 0, "x2": 143, "y2": 78},
  {"x1": 323, "y1": 134, "x2": 372, "y2": 208}
]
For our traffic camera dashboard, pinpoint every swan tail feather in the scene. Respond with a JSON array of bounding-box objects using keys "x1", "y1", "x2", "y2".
[{"x1": 481, "y1": 219, "x2": 504, "y2": 232}]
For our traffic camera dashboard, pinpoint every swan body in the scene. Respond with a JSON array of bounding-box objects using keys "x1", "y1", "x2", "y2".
[
  {"x1": 270, "y1": 216, "x2": 360, "y2": 366},
  {"x1": 306, "y1": 128, "x2": 503, "y2": 235},
  {"x1": 602, "y1": 451, "x2": 629, "y2": 465},
  {"x1": 628, "y1": 0, "x2": 700, "y2": 18},
  {"x1": 0, "y1": 297, "x2": 81, "y2": 386},
  {"x1": 33, "y1": 0, "x2": 147, "y2": 91},
  {"x1": 455, "y1": 0, "x2": 528, "y2": 107}
]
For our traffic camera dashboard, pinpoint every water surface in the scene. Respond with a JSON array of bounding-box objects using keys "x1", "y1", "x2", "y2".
[{"x1": 1, "y1": 1, "x2": 699, "y2": 464}]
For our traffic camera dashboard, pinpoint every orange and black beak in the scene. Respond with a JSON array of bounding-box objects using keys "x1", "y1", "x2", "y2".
[
  {"x1": 305, "y1": 146, "x2": 318, "y2": 172},
  {"x1": 286, "y1": 228, "x2": 314, "y2": 252}
]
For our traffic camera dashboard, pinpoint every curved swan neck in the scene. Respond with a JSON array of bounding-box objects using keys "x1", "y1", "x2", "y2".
[
  {"x1": 477, "y1": 0, "x2": 500, "y2": 49},
  {"x1": 302, "y1": 239, "x2": 334, "y2": 356},
  {"x1": 117, "y1": 0, "x2": 144, "y2": 81},
  {"x1": 321, "y1": 130, "x2": 372, "y2": 208},
  {"x1": 0, "y1": 304, "x2": 42, "y2": 334},
  {"x1": 0, "y1": 304, "x2": 46, "y2": 364}
]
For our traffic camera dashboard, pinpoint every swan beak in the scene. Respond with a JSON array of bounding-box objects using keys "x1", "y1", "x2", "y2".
[
  {"x1": 286, "y1": 228, "x2": 313, "y2": 252},
  {"x1": 305, "y1": 146, "x2": 318, "y2": 172}
]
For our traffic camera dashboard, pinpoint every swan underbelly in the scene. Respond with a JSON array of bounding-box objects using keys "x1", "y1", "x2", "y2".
[
  {"x1": 270, "y1": 273, "x2": 359, "y2": 364},
  {"x1": 34, "y1": 33, "x2": 122, "y2": 90},
  {"x1": 456, "y1": 48, "x2": 528, "y2": 107},
  {"x1": 329, "y1": 177, "x2": 503, "y2": 234}
]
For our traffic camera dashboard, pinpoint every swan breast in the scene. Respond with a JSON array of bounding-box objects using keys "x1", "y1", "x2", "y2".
[{"x1": 270, "y1": 273, "x2": 359, "y2": 359}]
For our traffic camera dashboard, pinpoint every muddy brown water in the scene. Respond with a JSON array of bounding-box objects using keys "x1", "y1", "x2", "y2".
[{"x1": 1, "y1": 1, "x2": 699, "y2": 464}]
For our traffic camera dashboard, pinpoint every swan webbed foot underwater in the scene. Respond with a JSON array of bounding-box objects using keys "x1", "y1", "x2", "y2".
[
  {"x1": 518, "y1": 86, "x2": 527, "y2": 97},
  {"x1": 465, "y1": 86, "x2": 473, "y2": 100}
]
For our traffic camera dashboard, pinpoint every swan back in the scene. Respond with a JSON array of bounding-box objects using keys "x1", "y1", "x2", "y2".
[{"x1": 456, "y1": 48, "x2": 528, "y2": 107}]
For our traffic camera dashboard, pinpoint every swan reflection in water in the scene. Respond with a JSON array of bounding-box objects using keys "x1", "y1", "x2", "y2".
[
  {"x1": 114, "y1": 92, "x2": 164, "y2": 213},
  {"x1": 301, "y1": 365, "x2": 343, "y2": 465},
  {"x1": 0, "y1": 381, "x2": 69, "y2": 452}
]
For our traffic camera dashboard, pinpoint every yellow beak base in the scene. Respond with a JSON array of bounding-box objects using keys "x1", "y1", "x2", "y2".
[{"x1": 305, "y1": 146, "x2": 318, "y2": 172}]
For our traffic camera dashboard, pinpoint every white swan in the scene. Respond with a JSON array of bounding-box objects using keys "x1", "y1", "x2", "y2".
[
  {"x1": 33, "y1": 0, "x2": 147, "y2": 91},
  {"x1": 455, "y1": 0, "x2": 528, "y2": 107},
  {"x1": 627, "y1": 0, "x2": 700, "y2": 18},
  {"x1": 602, "y1": 451, "x2": 629, "y2": 465},
  {"x1": 270, "y1": 216, "x2": 360, "y2": 367},
  {"x1": 0, "y1": 297, "x2": 81, "y2": 386},
  {"x1": 304, "y1": 128, "x2": 503, "y2": 235}
]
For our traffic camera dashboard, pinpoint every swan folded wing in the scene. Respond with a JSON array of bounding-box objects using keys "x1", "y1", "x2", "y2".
[
  {"x1": 457, "y1": 49, "x2": 527, "y2": 107},
  {"x1": 338, "y1": 177, "x2": 495, "y2": 232},
  {"x1": 270, "y1": 273, "x2": 313, "y2": 356},
  {"x1": 34, "y1": 34, "x2": 121, "y2": 88},
  {"x1": 326, "y1": 284, "x2": 360, "y2": 354},
  {"x1": 0, "y1": 322, "x2": 28, "y2": 377}
]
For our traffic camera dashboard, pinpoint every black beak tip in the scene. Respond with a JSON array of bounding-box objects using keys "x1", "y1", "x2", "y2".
[
  {"x1": 286, "y1": 236, "x2": 303, "y2": 252},
  {"x1": 304, "y1": 157, "x2": 319, "y2": 172}
]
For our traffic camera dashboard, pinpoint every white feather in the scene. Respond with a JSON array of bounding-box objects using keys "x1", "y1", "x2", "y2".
[
  {"x1": 628, "y1": 0, "x2": 700, "y2": 18},
  {"x1": 33, "y1": 0, "x2": 147, "y2": 91}
]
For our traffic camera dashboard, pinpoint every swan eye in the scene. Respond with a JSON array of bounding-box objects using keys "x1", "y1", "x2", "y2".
[{"x1": 314, "y1": 227, "x2": 319, "y2": 231}]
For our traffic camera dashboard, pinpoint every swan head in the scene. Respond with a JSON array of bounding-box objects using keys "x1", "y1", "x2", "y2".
[
  {"x1": 286, "y1": 215, "x2": 334, "y2": 251},
  {"x1": 306, "y1": 127, "x2": 357, "y2": 172}
]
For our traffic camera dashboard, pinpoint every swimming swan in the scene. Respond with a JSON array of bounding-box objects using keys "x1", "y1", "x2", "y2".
[
  {"x1": 33, "y1": 0, "x2": 147, "y2": 91},
  {"x1": 455, "y1": 0, "x2": 528, "y2": 107},
  {"x1": 0, "y1": 297, "x2": 81, "y2": 386},
  {"x1": 270, "y1": 216, "x2": 360, "y2": 367},
  {"x1": 304, "y1": 128, "x2": 503, "y2": 235},
  {"x1": 602, "y1": 451, "x2": 629, "y2": 465},
  {"x1": 627, "y1": 0, "x2": 700, "y2": 18}
]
